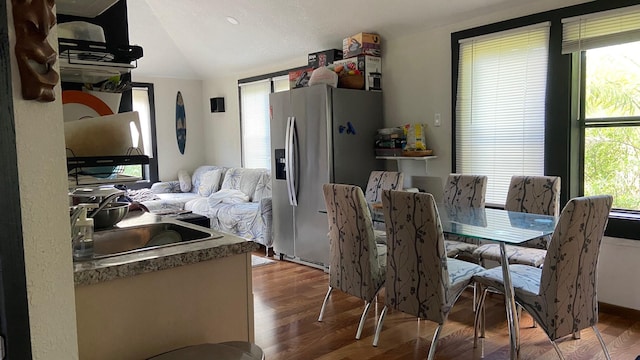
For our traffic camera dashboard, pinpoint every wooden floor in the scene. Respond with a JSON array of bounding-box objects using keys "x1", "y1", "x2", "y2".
[{"x1": 251, "y1": 253, "x2": 640, "y2": 360}]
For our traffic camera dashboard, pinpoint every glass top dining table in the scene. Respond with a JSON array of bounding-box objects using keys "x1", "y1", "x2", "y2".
[
  {"x1": 371, "y1": 202, "x2": 558, "y2": 359},
  {"x1": 371, "y1": 203, "x2": 557, "y2": 244}
]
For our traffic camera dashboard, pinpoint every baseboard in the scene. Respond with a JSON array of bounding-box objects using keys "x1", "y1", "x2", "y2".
[
  {"x1": 276, "y1": 253, "x2": 328, "y2": 272},
  {"x1": 599, "y1": 301, "x2": 640, "y2": 317}
]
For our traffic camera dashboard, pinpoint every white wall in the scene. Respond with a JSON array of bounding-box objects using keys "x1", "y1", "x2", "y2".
[
  {"x1": 382, "y1": 24, "x2": 453, "y2": 194},
  {"x1": 201, "y1": 56, "x2": 306, "y2": 168},
  {"x1": 202, "y1": 76, "x2": 242, "y2": 167},
  {"x1": 598, "y1": 237, "x2": 640, "y2": 310},
  {"x1": 133, "y1": 75, "x2": 206, "y2": 180},
  {"x1": 7, "y1": 1, "x2": 80, "y2": 356}
]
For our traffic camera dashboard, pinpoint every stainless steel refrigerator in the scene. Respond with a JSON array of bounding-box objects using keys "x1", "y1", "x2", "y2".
[{"x1": 269, "y1": 84, "x2": 383, "y2": 268}]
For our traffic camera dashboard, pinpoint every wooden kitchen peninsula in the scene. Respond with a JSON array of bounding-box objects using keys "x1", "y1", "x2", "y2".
[{"x1": 73, "y1": 211, "x2": 258, "y2": 360}]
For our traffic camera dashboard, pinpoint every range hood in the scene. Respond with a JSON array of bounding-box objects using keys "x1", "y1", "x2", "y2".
[{"x1": 56, "y1": 0, "x2": 119, "y2": 18}]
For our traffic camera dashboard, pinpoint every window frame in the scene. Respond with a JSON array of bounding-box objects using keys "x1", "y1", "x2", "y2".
[
  {"x1": 238, "y1": 66, "x2": 307, "y2": 169},
  {"x1": 454, "y1": 22, "x2": 550, "y2": 206},
  {"x1": 578, "y1": 49, "x2": 640, "y2": 198},
  {"x1": 126, "y1": 82, "x2": 159, "y2": 188},
  {"x1": 239, "y1": 79, "x2": 272, "y2": 169},
  {"x1": 451, "y1": 0, "x2": 640, "y2": 240},
  {"x1": 576, "y1": 45, "x2": 640, "y2": 239}
]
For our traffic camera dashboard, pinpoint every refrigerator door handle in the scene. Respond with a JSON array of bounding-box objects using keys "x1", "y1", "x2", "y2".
[
  {"x1": 288, "y1": 116, "x2": 298, "y2": 206},
  {"x1": 284, "y1": 117, "x2": 294, "y2": 206}
]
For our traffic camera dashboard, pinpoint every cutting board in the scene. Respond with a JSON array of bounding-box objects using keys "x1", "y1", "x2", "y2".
[{"x1": 65, "y1": 111, "x2": 143, "y2": 157}]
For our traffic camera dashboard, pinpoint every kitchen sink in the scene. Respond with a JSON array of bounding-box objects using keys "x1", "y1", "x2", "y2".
[{"x1": 90, "y1": 222, "x2": 222, "y2": 259}]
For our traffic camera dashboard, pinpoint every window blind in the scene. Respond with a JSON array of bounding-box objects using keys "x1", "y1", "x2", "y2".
[
  {"x1": 562, "y1": 5, "x2": 640, "y2": 54},
  {"x1": 456, "y1": 22, "x2": 549, "y2": 205},
  {"x1": 132, "y1": 87, "x2": 153, "y2": 157},
  {"x1": 240, "y1": 80, "x2": 271, "y2": 169},
  {"x1": 273, "y1": 75, "x2": 290, "y2": 92}
]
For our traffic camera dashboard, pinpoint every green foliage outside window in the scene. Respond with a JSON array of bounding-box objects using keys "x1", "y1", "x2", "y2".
[
  {"x1": 121, "y1": 165, "x2": 142, "y2": 178},
  {"x1": 584, "y1": 41, "x2": 640, "y2": 210}
]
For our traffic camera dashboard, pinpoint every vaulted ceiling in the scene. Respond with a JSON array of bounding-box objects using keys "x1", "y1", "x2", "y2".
[{"x1": 125, "y1": 0, "x2": 593, "y2": 80}]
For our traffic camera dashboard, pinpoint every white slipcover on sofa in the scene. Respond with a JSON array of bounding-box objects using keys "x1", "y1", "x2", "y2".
[{"x1": 142, "y1": 166, "x2": 273, "y2": 249}]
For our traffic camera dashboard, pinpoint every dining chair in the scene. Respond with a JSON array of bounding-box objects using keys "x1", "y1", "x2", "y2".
[
  {"x1": 442, "y1": 174, "x2": 488, "y2": 258},
  {"x1": 318, "y1": 184, "x2": 386, "y2": 340},
  {"x1": 473, "y1": 175, "x2": 561, "y2": 268},
  {"x1": 365, "y1": 171, "x2": 404, "y2": 232},
  {"x1": 364, "y1": 171, "x2": 404, "y2": 204},
  {"x1": 373, "y1": 190, "x2": 484, "y2": 359},
  {"x1": 473, "y1": 195, "x2": 613, "y2": 359}
]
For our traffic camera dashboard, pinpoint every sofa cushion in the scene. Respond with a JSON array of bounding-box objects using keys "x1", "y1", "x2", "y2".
[
  {"x1": 150, "y1": 180, "x2": 182, "y2": 194},
  {"x1": 220, "y1": 168, "x2": 265, "y2": 201},
  {"x1": 192, "y1": 166, "x2": 226, "y2": 193},
  {"x1": 178, "y1": 169, "x2": 192, "y2": 192},
  {"x1": 198, "y1": 168, "x2": 223, "y2": 197}
]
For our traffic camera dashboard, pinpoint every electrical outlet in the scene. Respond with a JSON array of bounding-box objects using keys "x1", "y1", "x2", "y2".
[{"x1": 434, "y1": 113, "x2": 441, "y2": 127}]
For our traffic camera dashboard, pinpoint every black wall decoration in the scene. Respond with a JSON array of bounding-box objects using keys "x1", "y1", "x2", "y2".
[{"x1": 210, "y1": 97, "x2": 225, "y2": 113}]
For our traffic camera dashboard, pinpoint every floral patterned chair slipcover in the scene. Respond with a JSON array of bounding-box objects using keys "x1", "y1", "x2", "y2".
[
  {"x1": 373, "y1": 190, "x2": 484, "y2": 359},
  {"x1": 472, "y1": 195, "x2": 613, "y2": 359},
  {"x1": 473, "y1": 175, "x2": 561, "y2": 267},
  {"x1": 318, "y1": 184, "x2": 386, "y2": 340},
  {"x1": 365, "y1": 171, "x2": 404, "y2": 203},
  {"x1": 365, "y1": 171, "x2": 404, "y2": 233},
  {"x1": 442, "y1": 174, "x2": 488, "y2": 258}
]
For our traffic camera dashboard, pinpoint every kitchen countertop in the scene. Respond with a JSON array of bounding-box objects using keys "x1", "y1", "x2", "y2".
[{"x1": 73, "y1": 210, "x2": 259, "y2": 286}]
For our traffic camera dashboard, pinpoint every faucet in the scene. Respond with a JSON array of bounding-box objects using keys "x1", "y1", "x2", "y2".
[
  {"x1": 69, "y1": 188, "x2": 126, "y2": 260},
  {"x1": 69, "y1": 188, "x2": 124, "y2": 221},
  {"x1": 86, "y1": 191, "x2": 124, "y2": 217},
  {"x1": 69, "y1": 189, "x2": 124, "y2": 233}
]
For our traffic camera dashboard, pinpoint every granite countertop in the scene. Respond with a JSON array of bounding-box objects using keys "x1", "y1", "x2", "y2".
[{"x1": 73, "y1": 211, "x2": 259, "y2": 286}]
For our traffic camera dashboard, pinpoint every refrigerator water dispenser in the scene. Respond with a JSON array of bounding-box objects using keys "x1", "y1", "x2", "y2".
[{"x1": 274, "y1": 148, "x2": 286, "y2": 180}]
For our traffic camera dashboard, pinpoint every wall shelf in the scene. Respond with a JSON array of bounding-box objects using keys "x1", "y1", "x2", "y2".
[
  {"x1": 376, "y1": 155, "x2": 438, "y2": 172},
  {"x1": 58, "y1": 38, "x2": 142, "y2": 84},
  {"x1": 67, "y1": 155, "x2": 149, "y2": 171}
]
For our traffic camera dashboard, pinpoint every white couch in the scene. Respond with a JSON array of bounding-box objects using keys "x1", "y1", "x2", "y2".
[{"x1": 141, "y1": 166, "x2": 273, "y2": 249}]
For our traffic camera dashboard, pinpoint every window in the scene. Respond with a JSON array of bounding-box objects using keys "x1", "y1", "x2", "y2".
[
  {"x1": 455, "y1": 23, "x2": 550, "y2": 205},
  {"x1": 452, "y1": 2, "x2": 640, "y2": 239},
  {"x1": 583, "y1": 42, "x2": 640, "y2": 211},
  {"x1": 563, "y1": 5, "x2": 640, "y2": 212},
  {"x1": 240, "y1": 80, "x2": 272, "y2": 169},
  {"x1": 273, "y1": 75, "x2": 290, "y2": 93},
  {"x1": 239, "y1": 74, "x2": 289, "y2": 170},
  {"x1": 121, "y1": 83, "x2": 158, "y2": 185}
]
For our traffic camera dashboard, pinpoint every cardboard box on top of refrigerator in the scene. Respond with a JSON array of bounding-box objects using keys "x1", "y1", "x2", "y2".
[
  {"x1": 342, "y1": 32, "x2": 381, "y2": 58},
  {"x1": 289, "y1": 67, "x2": 314, "y2": 89},
  {"x1": 308, "y1": 49, "x2": 343, "y2": 69},
  {"x1": 333, "y1": 55, "x2": 382, "y2": 91}
]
